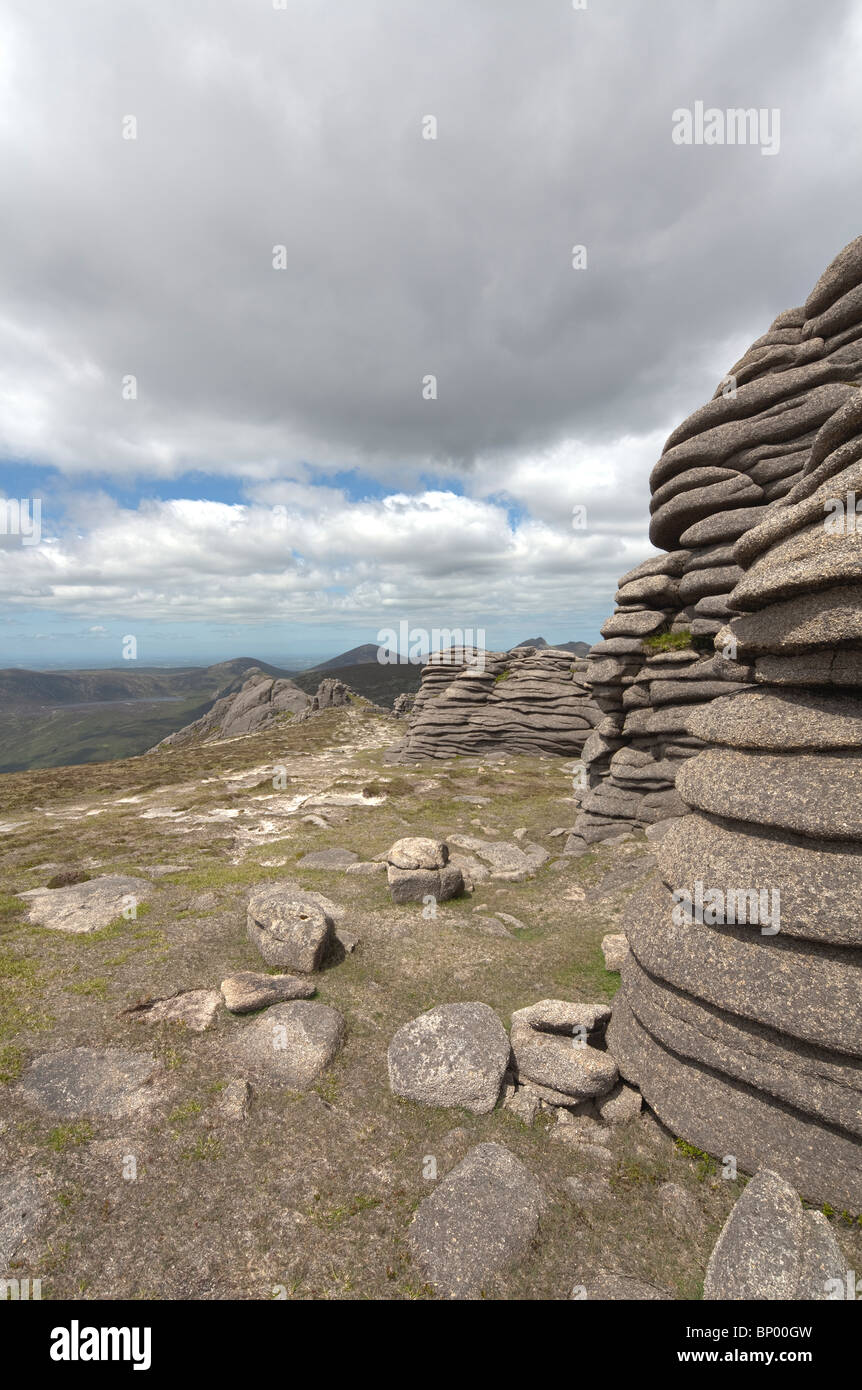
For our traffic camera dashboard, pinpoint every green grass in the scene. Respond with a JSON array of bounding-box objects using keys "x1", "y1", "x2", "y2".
[
  {"x1": 47, "y1": 1120, "x2": 94, "y2": 1152},
  {"x1": 641, "y1": 630, "x2": 694, "y2": 652}
]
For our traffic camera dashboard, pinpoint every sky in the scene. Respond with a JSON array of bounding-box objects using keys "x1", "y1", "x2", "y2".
[{"x1": 2, "y1": 0, "x2": 862, "y2": 670}]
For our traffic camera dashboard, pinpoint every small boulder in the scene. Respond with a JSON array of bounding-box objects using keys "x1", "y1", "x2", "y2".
[
  {"x1": 510, "y1": 1000, "x2": 617, "y2": 1101},
  {"x1": 387, "y1": 837, "x2": 450, "y2": 870},
  {"x1": 387, "y1": 862, "x2": 464, "y2": 905},
  {"x1": 246, "y1": 886, "x2": 334, "y2": 972},
  {"x1": 388, "y1": 1002, "x2": 510, "y2": 1114},
  {"x1": 595, "y1": 1081, "x2": 642, "y2": 1125},
  {"x1": 217, "y1": 1078, "x2": 253, "y2": 1123}
]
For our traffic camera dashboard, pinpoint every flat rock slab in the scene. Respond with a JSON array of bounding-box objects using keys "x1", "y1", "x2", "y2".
[
  {"x1": 388, "y1": 1002, "x2": 510, "y2": 1114},
  {"x1": 408, "y1": 1142, "x2": 545, "y2": 1298},
  {"x1": 447, "y1": 834, "x2": 549, "y2": 880},
  {"x1": 220, "y1": 972, "x2": 315, "y2": 1013},
  {"x1": 296, "y1": 848, "x2": 359, "y2": 870},
  {"x1": 0, "y1": 1166, "x2": 48, "y2": 1267},
  {"x1": 678, "y1": 747, "x2": 862, "y2": 840},
  {"x1": 232, "y1": 1000, "x2": 344, "y2": 1089},
  {"x1": 704, "y1": 1169, "x2": 845, "y2": 1300},
  {"x1": 16, "y1": 876, "x2": 152, "y2": 934},
  {"x1": 124, "y1": 989, "x2": 222, "y2": 1032},
  {"x1": 17, "y1": 1048, "x2": 162, "y2": 1118}
]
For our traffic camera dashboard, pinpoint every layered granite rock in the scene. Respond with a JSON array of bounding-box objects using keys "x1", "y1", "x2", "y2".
[
  {"x1": 573, "y1": 235, "x2": 862, "y2": 847},
  {"x1": 394, "y1": 646, "x2": 601, "y2": 760},
  {"x1": 609, "y1": 329, "x2": 862, "y2": 1209}
]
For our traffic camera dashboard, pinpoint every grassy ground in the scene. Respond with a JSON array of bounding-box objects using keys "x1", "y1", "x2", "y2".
[{"x1": 1, "y1": 706, "x2": 858, "y2": 1300}]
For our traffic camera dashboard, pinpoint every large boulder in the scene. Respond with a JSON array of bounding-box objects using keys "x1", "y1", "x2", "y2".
[{"x1": 387, "y1": 1003, "x2": 510, "y2": 1113}]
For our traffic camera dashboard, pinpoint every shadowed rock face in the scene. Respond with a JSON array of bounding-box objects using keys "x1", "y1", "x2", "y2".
[
  {"x1": 573, "y1": 235, "x2": 862, "y2": 849},
  {"x1": 395, "y1": 645, "x2": 601, "y2": 759},
  {"x1": 609, "y1": 356, "x2": 862, "y2": 1208}
]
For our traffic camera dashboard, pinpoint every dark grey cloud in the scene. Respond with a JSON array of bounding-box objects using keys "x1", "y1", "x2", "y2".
[{"x1": 1, "y1": 0, "x2": 859, "y2": 479}]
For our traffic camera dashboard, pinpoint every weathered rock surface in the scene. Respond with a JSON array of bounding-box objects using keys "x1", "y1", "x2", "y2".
[
  {"x1": 704, "y1": 1169, "x2": 845, "y2": 1300},
  {"x1": 246, "y1": 886, "x2": 335, "y2": 972},
  {"x1": 393, "y1": 645, "x2": 600, "y2": 760},
  {"x1": 17, "y1": 875, "x2": 152, "y2": 933},
  {"x1": 123, "y1": 989, "x2": 222, "y2": 1032},
  {"x1": 510, "y1": 1000, "x2": 617, "y2": 1101},
  {"x1": 17, "y1": 1048, "x2": 163, "y2": 1118},
  {"x1": 220, "y1": 972, "x2": 316, "y2": 1013},
  {"x1": 232, "y1": 1000, "x2": 344, "y2": 1089},
  {"x1": 407, "y1": 1142, "x2": 545, "y2": 1297},
  {"x1": 575, "y1": 235, "x2": 862, "y2": 842},
  {"x1": 607, "y1": 238, "x2": 862, "y2": 1210},
  {"x1": 387, "y1": 1003, "x2": 510, "y2": 1113}
]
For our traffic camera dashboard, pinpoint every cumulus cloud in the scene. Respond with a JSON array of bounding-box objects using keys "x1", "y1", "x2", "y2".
[{"x1": 1, "y1": 0, "x2": 861, "y2": 649}]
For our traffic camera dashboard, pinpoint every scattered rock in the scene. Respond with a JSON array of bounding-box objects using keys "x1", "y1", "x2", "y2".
[
  {"x1": 407, "y1": 1142, "x2": 546, "y2": 1298},
  {"x1": 510, "y1": 1000, "x2": 617, "y2": 1101},
  {"x1": 601, "y1": 933, "x2": 629, "y2": 972},
  {"x1": 246, "y1": 886, "x2": 334, "y2": 972},
  {"x1": 220, "y1": 972, "x2": 316, "y2": 1014},
  {"x1": 596, "y1": 1081, "x2": 642, "y2": 1125},
  {"x1": 17, "y1": 875, "x2": 152, "y2": 934},
  {"x1": 232, "y1": 1001, "x2": 345, "y2": 1089},
  {"x1": 17, "y1": 1048, "x2": 162, "y2": 1118},
  {"x1": 388, "y1": 1003, "x2": 510, "y2": 1114},
  {"x1": 704, "y1": 1169, "x2": 845, "y2": 1301},
  {"x1": 122, "y1": 989, "x2": 221, "y2": 1032},
  {"x1": 563, "y1": 1174, "x2": 612, "y2": 1205},
  {"x1": 296, "y1": 848, "x2": 359, "y2": 870},
  {"x1": 217, "y1": 1079, "x2": 253, "y2": 1123}
]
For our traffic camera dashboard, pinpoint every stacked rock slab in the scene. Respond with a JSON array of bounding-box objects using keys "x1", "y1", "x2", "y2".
[
  {"x1": 574, "y1": 235, "x2": 862, "y2": 846},
  {"x1": 396, "y1": 646, "x2": 600, "y2": 759},
  {"x1": 609, "y1": 348, "x2": 862, "y2": 1210}
]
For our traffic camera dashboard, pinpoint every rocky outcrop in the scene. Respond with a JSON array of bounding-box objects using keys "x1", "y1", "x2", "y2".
[
  {"x1": 608, "y1": 266, "x2": 862, "y2": 1209},
  {"x1": 394, "y1": 645, "x2": 600, "y2": 759},
  {"x1": 150, "y1": 670, "x2": 366, "y2": 749},
  {"x1": 573, "y1": 235, "x2": 862, "y2": 847}
]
